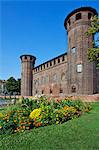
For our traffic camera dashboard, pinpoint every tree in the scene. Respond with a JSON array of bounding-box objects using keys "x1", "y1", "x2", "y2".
[
  {"x1": 86, "y1": 15, "x2": 99, "y2": 69},
  {"x1": 17, "y1": 78, "x2": 21, "y2": 94},
  {"x1": 6, "y1": 77, "x2": 21, "y2": 95}
]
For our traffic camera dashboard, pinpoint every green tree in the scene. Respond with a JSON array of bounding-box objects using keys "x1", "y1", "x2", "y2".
[
  {"x1": 16, "y1": 78, "x2": 21, "y2": 94},
  {"x1": 86, "y1": 15, "x2": 99, "y2": 69},
  {"x1": 6, "y1": 77, "x2": 21, "y2": 95}
]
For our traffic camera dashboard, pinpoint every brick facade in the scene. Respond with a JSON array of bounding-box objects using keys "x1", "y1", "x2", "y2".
[{"x1": 20, "y1": 7, "x2": 99, "y2": 96}]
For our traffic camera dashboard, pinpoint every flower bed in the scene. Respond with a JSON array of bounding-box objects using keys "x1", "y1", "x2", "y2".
[{"x1": 0, "y1": 95, "x2": 91, "y2": 134}]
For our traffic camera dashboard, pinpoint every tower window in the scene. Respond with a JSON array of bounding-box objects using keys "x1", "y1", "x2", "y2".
[
  {"x1": 72, "y1": 47, "x2": 76, "y2": 53},
  {"x1": 30, "y1": 56, "x2": 32, "y2": 60},
  {"x1": 25, "y1": 56, "x2": 27, "y2": 59},
  {"x1": 88, "y1": 13, "x2": 92, "y2": 20},
  {"x1": 76, "y1": 13, "x2": 81, "y2": 20},
  {"x1": 72, "y1": 86, "x2": 76, "y2": 93}
]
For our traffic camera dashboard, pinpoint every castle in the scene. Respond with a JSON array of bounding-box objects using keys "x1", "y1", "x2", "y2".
[{"x1": 20, "y1": 7, "x2": 99, "y2": 97}]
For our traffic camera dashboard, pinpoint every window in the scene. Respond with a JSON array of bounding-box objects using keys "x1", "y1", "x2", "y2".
[
  {"x1": 25, "y1": 56, "x2": 27, "y2": 59},
  {"x1": 60, "y1": 88, "x2": 63, "y2": 93},
  {"x1": 72, "y1": 47, "x2": 76, "y2": 54},
  {"x1": 50, "y1": 89, "x2": 52, "y2": 94},
  {"x1": 53, "y1": 74, "x2": 57, "y2": 82},
  {"x1": 72, "y1": 85, "x2": 76, "y2": 93},
  {"x1": 88, "y1": 13, "x2": 92, "y2": 20},
  {"x1": 42, "y1": 90, "x2": 44, "y2": 94},
  {"x1": 30, "y1": 56, "x2": 32, "y2": 60},
  {"x1": 61, "y1": 73, "x2": 65, "y2": 81},
  {"x1": 76, "y1": 13, "x2": 81, "y2": 20}
]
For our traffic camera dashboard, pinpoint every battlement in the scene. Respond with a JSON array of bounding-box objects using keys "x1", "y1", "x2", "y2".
[
  {"x1": 33, "y1": 53, "x2": 67, "y2": 74},
  {"x1": 20, "y1": 55, "x2": 36, "y2": 62},
  {"x1": 64, "y1": 7, "x2": 98, "y2": 31}
]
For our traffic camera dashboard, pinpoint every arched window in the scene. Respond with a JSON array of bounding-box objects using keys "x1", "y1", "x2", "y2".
[
  {"x1": 42, "y1": 90, "x2": 44, "y2": 94},
  {"x1": 61, "y1": 73, "x2": 65, "y2": 81},
  {"x1": 53, "y1": 74, "x2": 57, "y2": 82},
  {"x1": 60, "y1": 88, "x2": 63, "y2": 93},
  {"x1": 76, "y1": 13, "x2": 81, "y2": 20},
  {"x1": 50, "y1": 89, "x2": 52, "y2": 94},
  {"x1": 71, "y1": 85, "x2": 76, "y2": 93}
]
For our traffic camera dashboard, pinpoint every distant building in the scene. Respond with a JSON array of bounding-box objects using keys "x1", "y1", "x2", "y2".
[
  {"x1": 20, "y1": 7, "x2": 99, "y2": 96},
  {"x1": 0, "y1": 80, "x2": 7, "y2": 95}
]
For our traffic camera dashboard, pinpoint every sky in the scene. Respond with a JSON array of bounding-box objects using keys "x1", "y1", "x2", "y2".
[{"x1": 0, "y1": 0, "x2": 99, "y2": 80}]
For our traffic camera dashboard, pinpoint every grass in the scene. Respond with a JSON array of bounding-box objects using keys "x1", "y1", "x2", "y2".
[{"x1": 0, "y1": 102, "x2": 99, "y2": 150}]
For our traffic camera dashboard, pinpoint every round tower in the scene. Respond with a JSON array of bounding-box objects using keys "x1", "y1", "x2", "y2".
[
  {"x1": 20, "y1": 55, "x2": 36, "y2": 96},
  {"x1": 64, "y1": 7, "x2": 98, "y2": 94}
]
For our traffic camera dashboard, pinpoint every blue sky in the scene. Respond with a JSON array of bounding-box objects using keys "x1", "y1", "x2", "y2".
[{"x1": 0, "y1": 0, "x2": 99, "y2": 80}]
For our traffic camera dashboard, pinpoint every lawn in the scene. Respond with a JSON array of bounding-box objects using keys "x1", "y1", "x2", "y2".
[{"x1": 0, "y1": 102, "x2": 99, "y2": 150}]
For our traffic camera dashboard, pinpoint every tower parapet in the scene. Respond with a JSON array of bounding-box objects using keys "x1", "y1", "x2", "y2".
[{"x1": 20, "y1": 55, "x2": 36, "y2": 96}]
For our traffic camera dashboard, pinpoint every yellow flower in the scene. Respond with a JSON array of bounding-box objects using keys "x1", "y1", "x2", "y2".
[
  {"x1": 0, "y1": 112, "x2": 3, "y2": 118},
  {"x1": 29, "y1": 108, "x2": 41, "y2": 119}
]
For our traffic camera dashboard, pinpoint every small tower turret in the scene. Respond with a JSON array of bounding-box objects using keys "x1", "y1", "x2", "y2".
[{"x1": 20, "y1": 55, "x2": 36, "y2": 96}]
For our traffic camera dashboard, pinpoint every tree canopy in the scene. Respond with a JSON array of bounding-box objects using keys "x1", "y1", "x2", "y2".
[
  {"x1": 86, "y1": 15, "x2": 99, "y2": 69},
  {"x1": 6, "y1": 77, "x2": 21, "y2": 95}
]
